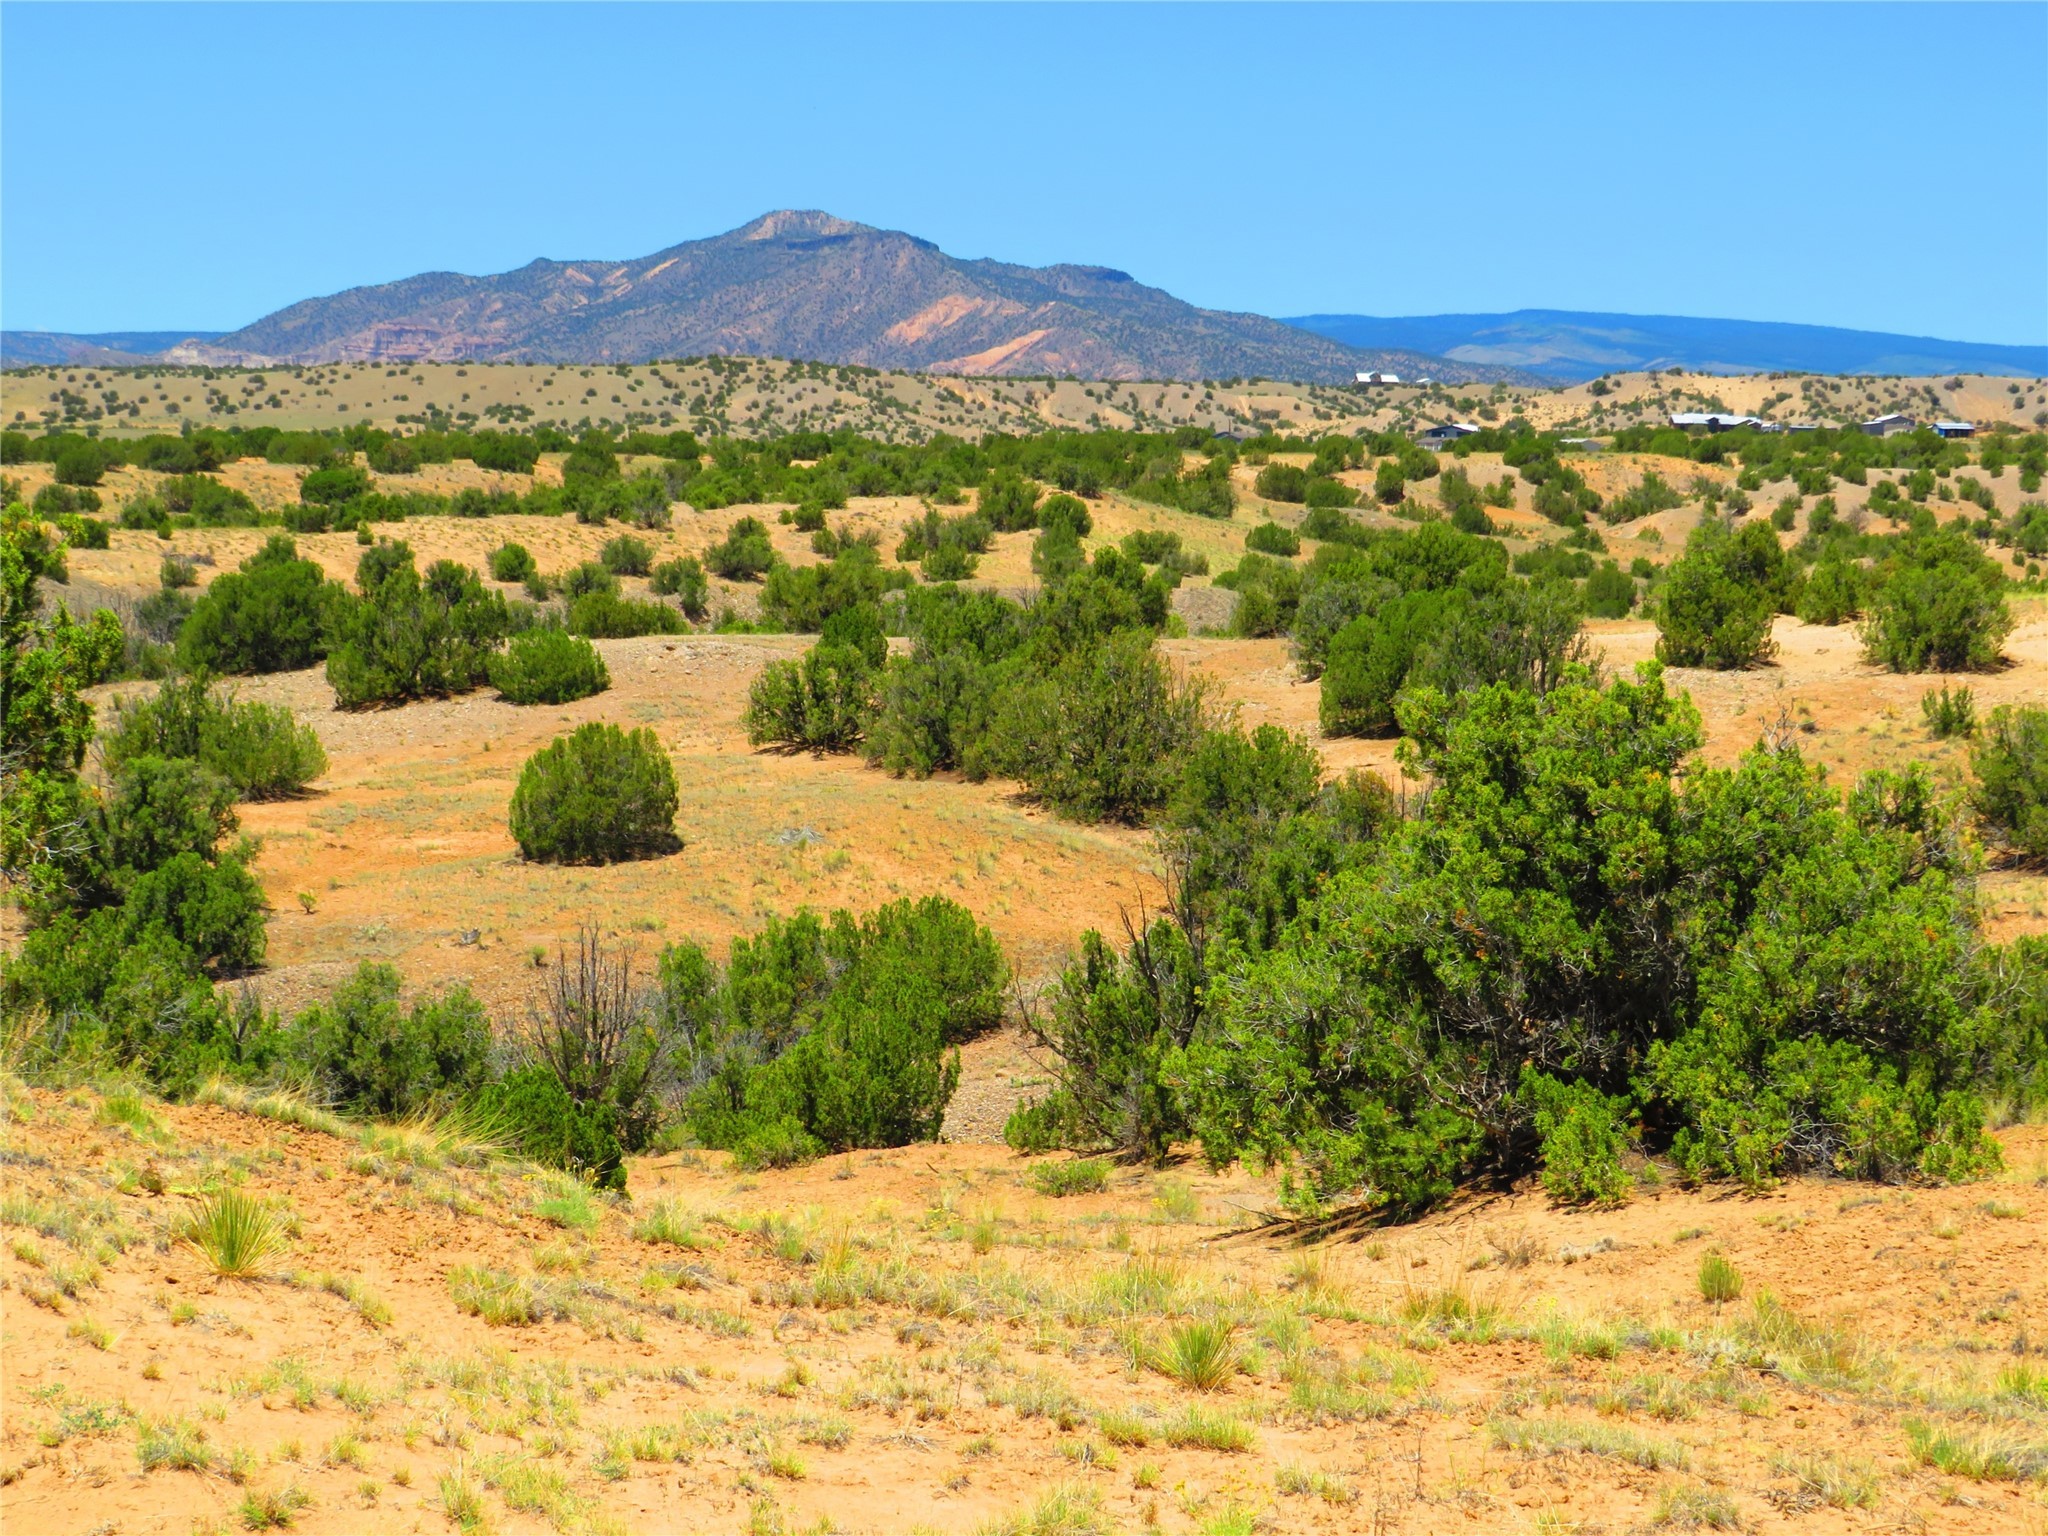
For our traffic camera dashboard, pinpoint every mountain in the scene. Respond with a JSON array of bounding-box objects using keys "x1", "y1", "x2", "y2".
[
  {"x1": 93, "y1": 211, "x2": 1506, "y2": 385},
  {"x1": 1283, "y1": 310, "x2": 2047, "y2": 383},
  {"x1": 1, "y1": 330, "x2": 225, "y2": 368}
]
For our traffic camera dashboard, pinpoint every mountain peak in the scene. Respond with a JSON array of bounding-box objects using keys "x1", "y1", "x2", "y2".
[{"x1": 734, "y1": 210, "x2": 874, "y2": 242}]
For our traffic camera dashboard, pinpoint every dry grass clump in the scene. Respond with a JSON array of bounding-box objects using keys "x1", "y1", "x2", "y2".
[
  {"x1": 1697, "y1": 1250, "x2": 1742, "y2": 1303},
  {"x1": 1769, "y1": 1451, "x2": 1881, "y2": 1509},
  {"x1": 1649, "y1": 1483, "x2": 1740, "y2": 1529},
  {"x1": 1904, "y1": 1419, "x2": 2048, "y2": 1481},
  {"x1": 1162, "y1": 1404, "x2": 1256, "y2": 1452},
  {"x1": 977, "y1": 1483, "x2": 1113, "y2": 1536},
  {"x1": 180, "y1": 1189, "x2": 290, "y2": 1278},
  {"x1": 303, "y1": 1270, "x2": 393, "y2": 1327},
  {"x1": 136, "y1": 1416, "x2": 211, "y2": 1472},
  {"x1": 1029, "y1": 1158, "x2": 1111, "y2": 1198},
  {"x1": 632, "y1": 1196, "x2": 711, "y2": 1249},
  {"x1": 1275, "y1": 1464, "x2": 1356, "y2": 1503},
  {"x1": 1490, "y1": 1415, "x2": 1688, "y2": 1470}
]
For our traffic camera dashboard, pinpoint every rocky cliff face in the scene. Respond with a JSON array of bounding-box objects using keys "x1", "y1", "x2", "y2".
[{"x1": 164, "y1": 211, "x2": 1516, "y2": 383}]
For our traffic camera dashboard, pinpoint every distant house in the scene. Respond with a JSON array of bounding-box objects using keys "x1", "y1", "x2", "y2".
[
  {"x1": 1354, "y1": 370, "x2": 1402, "y2": 385},
  {"x1": 1862, "y1": 413, "x2": 1916, "y2": 437},
  {"x1": 1933, "y1": 420, "x2": 1977, "y2": 439},
  {"x1": 1417, "y1": 422, "x2": 1481, "y2": 448},
  {"x1": 1669, "y1": 411, "x2": 1764, "y2": 432}
]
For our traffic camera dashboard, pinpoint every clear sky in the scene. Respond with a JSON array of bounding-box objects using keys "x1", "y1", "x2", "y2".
[{"x1": 3, "y1": 2, "x2": 2043, "y2": 343}]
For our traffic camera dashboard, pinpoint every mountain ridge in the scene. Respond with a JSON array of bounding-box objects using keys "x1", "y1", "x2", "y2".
[
  {"x1": 1284, "y1": 308, "x2": 2048, "y2": 382},
  {"x1": 122, "y1": 211, "x2": 1513, "y2": 384}
]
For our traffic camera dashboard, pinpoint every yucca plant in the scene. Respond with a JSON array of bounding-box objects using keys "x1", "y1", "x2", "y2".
[
  {"x1": 180, "y1": 1189, "x2": 289, "y2": 1278},
  {"x1": 1157, "y1": 1319, "x2": 1241, "y2": 1391}
]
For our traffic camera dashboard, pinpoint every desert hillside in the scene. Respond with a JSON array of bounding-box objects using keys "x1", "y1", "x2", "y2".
[{"x1": 4, "y1": 1080, "x2": 2045, "y2": 1536}]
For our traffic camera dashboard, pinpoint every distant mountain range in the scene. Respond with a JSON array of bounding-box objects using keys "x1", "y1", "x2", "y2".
[
  {"x1": 0, "y1": 212, "x2": 1510, "y2": 385},
  {"x1": 1, "y1": 330, "x2": 228, "y2": 367},
  {"x1": 9, "y1": 227, "x2": 2037, "y2": 386},
  {"x1": 1284, "y1": 309, "x2": 2047, "y2": 383}
]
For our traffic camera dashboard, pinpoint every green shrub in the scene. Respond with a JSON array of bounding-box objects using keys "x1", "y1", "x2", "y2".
[
  {"x1": 1523, "y1": 1072, "x2": 1631, "y2": 1205},
  {"x1": 1582, "y1": 560, "x2": 1635, "y2": 618},
  {"x1": 488, "y1": 542, "x2": 538, "y2": 583},
  {"x1": 703, "y1": 949, "x2": 961, "y2": 1159},
  {"x1": 1797, "y1": 556, "x2": 1865, "y2": 625},
  {"x1": 287, "y1": 962, "x2": 491, "y2": 1117},
  {"x1": 300, "y1": 464, "x2": 372, "y2": 507},
  {"x1": 1181, "y1": 667, "x2": 2003, "y2": 1215},
  {"x1": 1971, "y1": 705, "x2": 2048, "y2": 862},
  {"x1": 509, "y1": 723, "x2": 678, "y2": 863},
  {"x1": 1860, "y1": 528, "x2": 2012, "y2": 672},
  {"x1": 118, "y1": 850, "x2": 268, "y2": 975},
  {"x1": 476, "y1": 1066, "x2": 625, "y2": 1190},
  {"x1": 1603, "y1": 469, "x2": 1684, "y2": 524},
  {"x1": 649, "y1": 555, "x2": 708, "y2": 618},
  {"x1": 1254, "y1": 464, "x2": 1309, "y2": 503},
  {"x1": 559, "y1": 560, "x2": 618, "y2": 601},
  {"x1": 177, "y1": 537, "x2": 345, "y2": 675},
  {"x1": 53, "y1": 441, "x2": 110, "y2": 487},
  {"x1": 1654, "y1": 519, "x2": 1782, "y2": 669},
  {"x1": 325, "y1": 547, "x2": 510, "y2": 708},
  {"x1": 1319, "y1": 591, "x2": 1450, "y2": 736},
  {"x1": 599, "y1": 534, "x2": 654, "y2": 576},
  {"x1": 104, "y1": 673, "x2": 328, "y2": 801},
  {"x1": 1303, "y1": 476, "x2": 1358, "y2": 509},
  {"x1": 180, "y1": 1189, "x2": 288, "y2": 1277},
  {"x1": 705, "y1": 515, "x2": 777, "y2": 580},
  {"x1": 743, "y1": 643, "x2": 874, "y2": 752},
  {"x1": 98, "y1": 754, "x2": 238, "y2": 875},
  {"x1": 490, "y1": 627, "x2": 610, "y2": 705},
  {"x1": 978, "y1": 471, "x2": 1042, "y2": 532},
  {"x1": 1921, "y1": 684, "x2": 1976, "y2": 740},
  {"x1": 992, "y1": 632, "x2": 1209, "y2": 823},
  {"x1": 1245, "y1": 521, "x2": 1301, "y2": 557},
  {"x1": 565, "y1": 589, "x2": 686, "y2": 638}
]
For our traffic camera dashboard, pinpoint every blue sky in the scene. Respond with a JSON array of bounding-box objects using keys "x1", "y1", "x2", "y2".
[{"x1": 3, "y1": 2, "x2": 2043, "y2": 343}]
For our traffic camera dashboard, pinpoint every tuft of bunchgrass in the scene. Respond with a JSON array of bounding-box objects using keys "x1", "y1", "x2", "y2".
[
  {"x1": 305, "y1": 1271, "x2": 392, "y2": 1328},
  {"x1": 632, "y1": 1197, "x2": 710, "y2": 1250},
  {"x1": 1649, "y1": 1484, "x2": 1740, "y2": 1529},
  {"x1": 531, "y1": 1172, "x2": 601, "y2": 1232},
  {"x1": 1096, "y1": 1409, "x2": 1151, "y2": 1447},
  {"x1": 1697, "y1": 1250, "x2": 1742, "y2": 1304},
  {"x1": 1770, "y1": 1451, "x2": 1880, "y2": 1509},
  {"x1": 438, "y1": 1467, "x2": 486, "y2": 1531},
  {"x1": 1162, "y1": 1405, "x2": 1255, "y2": 1453},
  {"x1": 137, "y1": 1416, "x2": 212, "y2": 1472},
  {"x1": 1029, "y1": 1158, "x2": 1111, "y2": 1198},
  {"x1": 1275, "y1": 1464, "x2": 1356, "y2": 1503},
  {"x1": 1490, "y1": 1416, "x2": 1687, "y2": 1470},
  {"x1": 180, "y1": 1189, "x2": 289, "y2": 1279},
  {"x1": 976, "y1": 1482, "x2": 1113, "y2": 1536},
  {"x1": 237, "y1": 1483, "x2": 312, "y2": 1530},
  {"x1": 1904, "y1": 1419, "x2": 2048, "y2": 1481}
]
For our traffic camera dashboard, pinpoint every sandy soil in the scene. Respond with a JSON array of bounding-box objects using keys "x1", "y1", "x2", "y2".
[{"x1": 2, "y1": 1085, "x2": 2043, "y2": 1536}]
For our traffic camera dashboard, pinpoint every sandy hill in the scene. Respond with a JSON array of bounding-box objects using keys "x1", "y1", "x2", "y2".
[{"x1": 146, "y1": 211, "x2": 1514, "y2": 385}]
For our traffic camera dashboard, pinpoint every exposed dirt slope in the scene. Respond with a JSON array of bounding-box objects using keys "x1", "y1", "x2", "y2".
[{"x1": 3, "y1": 1083, "x2": 2044, "y2": 1535}]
